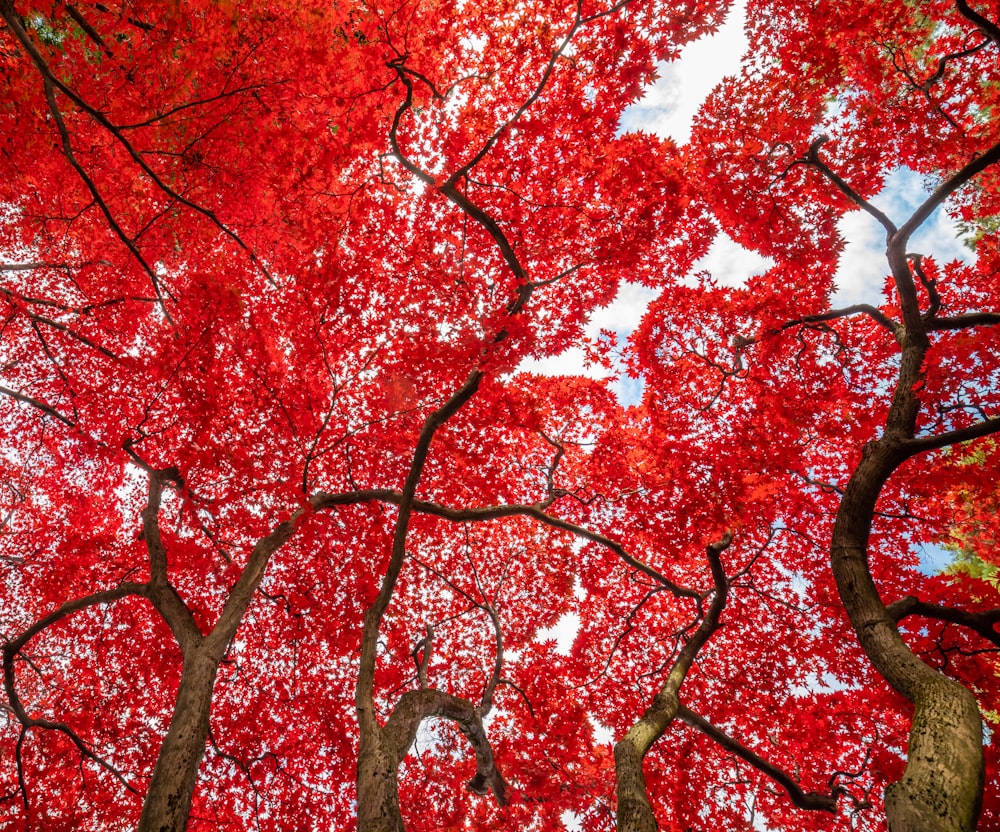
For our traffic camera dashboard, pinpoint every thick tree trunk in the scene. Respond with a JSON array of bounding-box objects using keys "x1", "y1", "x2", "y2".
[
  {"x1": 831, "y1": 438, "x2": 984, "y2": 832},
  {"x1": 884, "y1": 676, "x2": 984, "y2": 832},
  {"x1": 137, "y1": 651, "x2": 220, "y2": 832},
  {"x1": 356, "y1": 722, "x2": 406, "y2": 832}
]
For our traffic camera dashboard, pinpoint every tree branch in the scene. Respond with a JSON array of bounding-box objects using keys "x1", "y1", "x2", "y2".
[
  {"x1": 310, "y1": 488, "x2": 700, "y2": 600},
  {"x1": 3, "y1": 583, "x2": 149, "y2": 794},
  {"x1": 0, "y1": 0, "x2": 276, "y2": 290},
  {"x1": 442, "y1": 10, "x2": 583, "y2": 187},
  {"x1": 954, "y1": 0, "x2": 1000, "y2": 48},
  {"x1": 895, "y1": 137, "x2": 1000, "y2": 250},
  {"x1": 798, "y1": 136, "x2": 897, "y2": 237},
  {"x1": 355, "y1": 368, "x2": 484, "y2": 729},
  {"x1": 745, "y1": 304, "x2": 901, "y2": 342},
  {"x1": 136, "y1": 466, "x2": 204, "y2": 653},
  {"x1": 888, "y1": 596, "x2": 1000, "y2": 648},
  {"x1": 677, "y1": 705, "x2": 839, "y2": 813},
  {"x1": 614, "y1": 532, "x2": 733, "y2": 832},
  {"x1": 926, "y1": 311, "x2": 1000, "y2": 330},
  {"x1": 382, "y1": 688, "x2": 509, "y2": 805},
  {"x1": 903, "y1": 417, "x2": 1000, "y2": 456},
  {"x1": 0, "y1": 383, "x2": 74, "y2": 426}
]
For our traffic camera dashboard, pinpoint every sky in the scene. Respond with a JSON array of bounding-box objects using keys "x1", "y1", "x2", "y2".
[
  {"x1": 530, "y1": 0, "x2": 972, "y2": 678},
  {"x1": 521, "y1": 0, "x2": 975, "y2": 398}
]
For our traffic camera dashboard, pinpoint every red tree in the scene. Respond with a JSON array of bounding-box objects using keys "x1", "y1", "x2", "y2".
[{"x1": 0, "y1": 0, "x2": 998, "y2": 830}]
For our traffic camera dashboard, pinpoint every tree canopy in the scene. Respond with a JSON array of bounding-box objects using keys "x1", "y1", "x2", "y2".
[{"x1": 1, "y1": 0, "x2": 999, "y2": 830}]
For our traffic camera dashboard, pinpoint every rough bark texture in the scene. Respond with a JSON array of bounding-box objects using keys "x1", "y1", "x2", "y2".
[
  {"x1": 884, "y1": 677, "x2": 984, "y2": 832},
  {"x1": 614, "y1": 691, "x2": 680, "y2": 832},
  {"x1": 134, "y1": 471, "x2": 305, "y2": 831},
  {"x1": 356, "y1": 724, "x2": 407, "y2": 832},
  {"x1": 830, "y1": 327, "x2": 984, "y2": 832},
  {"x1": 137, "y1": 652, "x2": 221, "y2": 832}
]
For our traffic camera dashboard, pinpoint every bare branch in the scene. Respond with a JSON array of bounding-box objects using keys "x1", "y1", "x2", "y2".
[
  {"x1": 798, "y1": 136, "x2": 897, "y2": 237},
  {"x1": 311, "y1": 488, "x2": 700, "y2": 599},
  {"x1": 677, "y1": 705, "x2": 839, "y2": 814},
  {"x1": 903, "y1": 417, "x2": 1000, "y2": 456},
  {"x1": 895, "y1": 137, "x2": 1000, "y2": 249},
  {"x1": 926, "y1": 312, "x2": 1000, "y2": 330},
  {"x1": 741, "y1": 304, "x2": 901, "y2": 343},
  {"x1": 888, "y1": 596, "x2": 1000, "y2": 648},
  {"x1": 0, "y1": 383, "x2": 74, "y2": 426},
  {"x1": 383, "y1": 688, "x2": 509, "y2": 806}
]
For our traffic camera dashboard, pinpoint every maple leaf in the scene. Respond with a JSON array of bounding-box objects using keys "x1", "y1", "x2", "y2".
[{"x1": 0, "y1": 0, "x2": 998, "y2": 831}]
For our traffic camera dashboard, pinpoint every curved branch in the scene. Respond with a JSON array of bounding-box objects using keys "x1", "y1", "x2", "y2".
[
  {"x1": 442, "y1": 11, "x2": 583, "y2": 187},
  {"x1": 799, "y1": 137, "x2": 897, "y2": 237},
  {"x1": 895, "y1": 137, "x2": 1000, "y2": 250},
  {"x1": 311, "y1": 488, "x2": 700, "y2": 599},
  {"x1": 383, "y1": 687, "x2": 509, "y2": 805},
  {"x1": 677, "y1": 705, "x2": 839, "y2": 813},
  {"x1": 955, "y1": 0, "x2": 1000, "y2": 48},
  {"x1": 0, "y1": 383, "x2": 74, "y2": 426},
  {"x1": 888, "y1": 596, "x2": 1000, "y2": 648},
  {"x1": 387, "y1": 66, "x2": 529, "y2": 295},
  {"x1": 917, "y1": 38, "x2": 990, "y2": 90},
  {"x1": 909, "y1": 254, "x2": 942, "y2": 320},
  {"x1": 3, "y1": 583, "x2": 149, "y2": 793},
  {"x1": 614, "y1": 532, "x2": 733, "y2": 832},
  {"x1": 927, "y1": 311, "x2": 1000, "y2": 330},
  {"x1": 754, "y1": 304, "x2": 900, "y2": 340},
  {"x1": 138, "y1": 468, "x2": 203, "y2": 653}
]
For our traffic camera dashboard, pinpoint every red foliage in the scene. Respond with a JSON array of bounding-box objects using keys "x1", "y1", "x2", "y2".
[{"x1": 0, "y1": 0, "x2": 998, "y2": 830}]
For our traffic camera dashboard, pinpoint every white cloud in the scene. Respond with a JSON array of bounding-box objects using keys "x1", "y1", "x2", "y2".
[
  {"x1": 833, "y1": 168, "x2": 974, "y2": 307},
  {"x1": 523, "y1": 9, "x2": 750, "y2": 396},
  {"x1": 521, "y1": 1, "x2": 978, "y2": 398},
  {"x1": 693, "y1": 231, "x2": 774, "y2": 287},
  {"x1": 519, "y1": 281, "x2": 656, "y2": 402},
  {"x1": 620, "y1": 3, "x2": 748, "y2": 143}
]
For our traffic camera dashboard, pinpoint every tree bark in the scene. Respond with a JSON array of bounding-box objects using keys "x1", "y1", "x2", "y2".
[
  {"x1": 137, "y1": 650, "x2": 221, "y2": 832},
  {"x1": 356, "y1": 721, "x2": 407, "y2": 832},
  {"x1": 614, "y1": 691, "x2": 680, "y2": 832},
  {"x1": 614, "y1": 536, "x2": 731, "y2": 832},
  {"x1": 830, "y1": 374, "x2": 984, "y2": 831}
]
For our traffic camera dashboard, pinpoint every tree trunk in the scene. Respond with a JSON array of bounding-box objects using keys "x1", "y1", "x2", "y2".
[
  {"x1": 884, "y1": 676, "x2": 984, "y2": 832},
  {"x1": 614, "y1": 692, "x2": 681, "y2": 832},
  {"x1": 137, "y1": 651, "x2": 220, "y2": 832},
  {"x1": 831, "y1": 439, "x2": 984, "y2": 832},
  {"x1": 356, "y1": 720, "x2": 406, "y2": 832}
]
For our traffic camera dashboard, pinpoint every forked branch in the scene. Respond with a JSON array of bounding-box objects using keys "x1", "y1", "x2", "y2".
[{"x1": 3, "y1": 584, "x2": 148, "y2": 793}]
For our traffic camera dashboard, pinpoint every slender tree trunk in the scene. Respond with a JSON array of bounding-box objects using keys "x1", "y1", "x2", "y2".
[
  {"x1": 614, "y1": 538, "x2": 730, "y2": 832},
  {"x1": 137, "y1": 650, "x2": 220, "y2": 832},
  {"x1": 614, "y1": 691, "x2": 680, "y2": 832}
]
